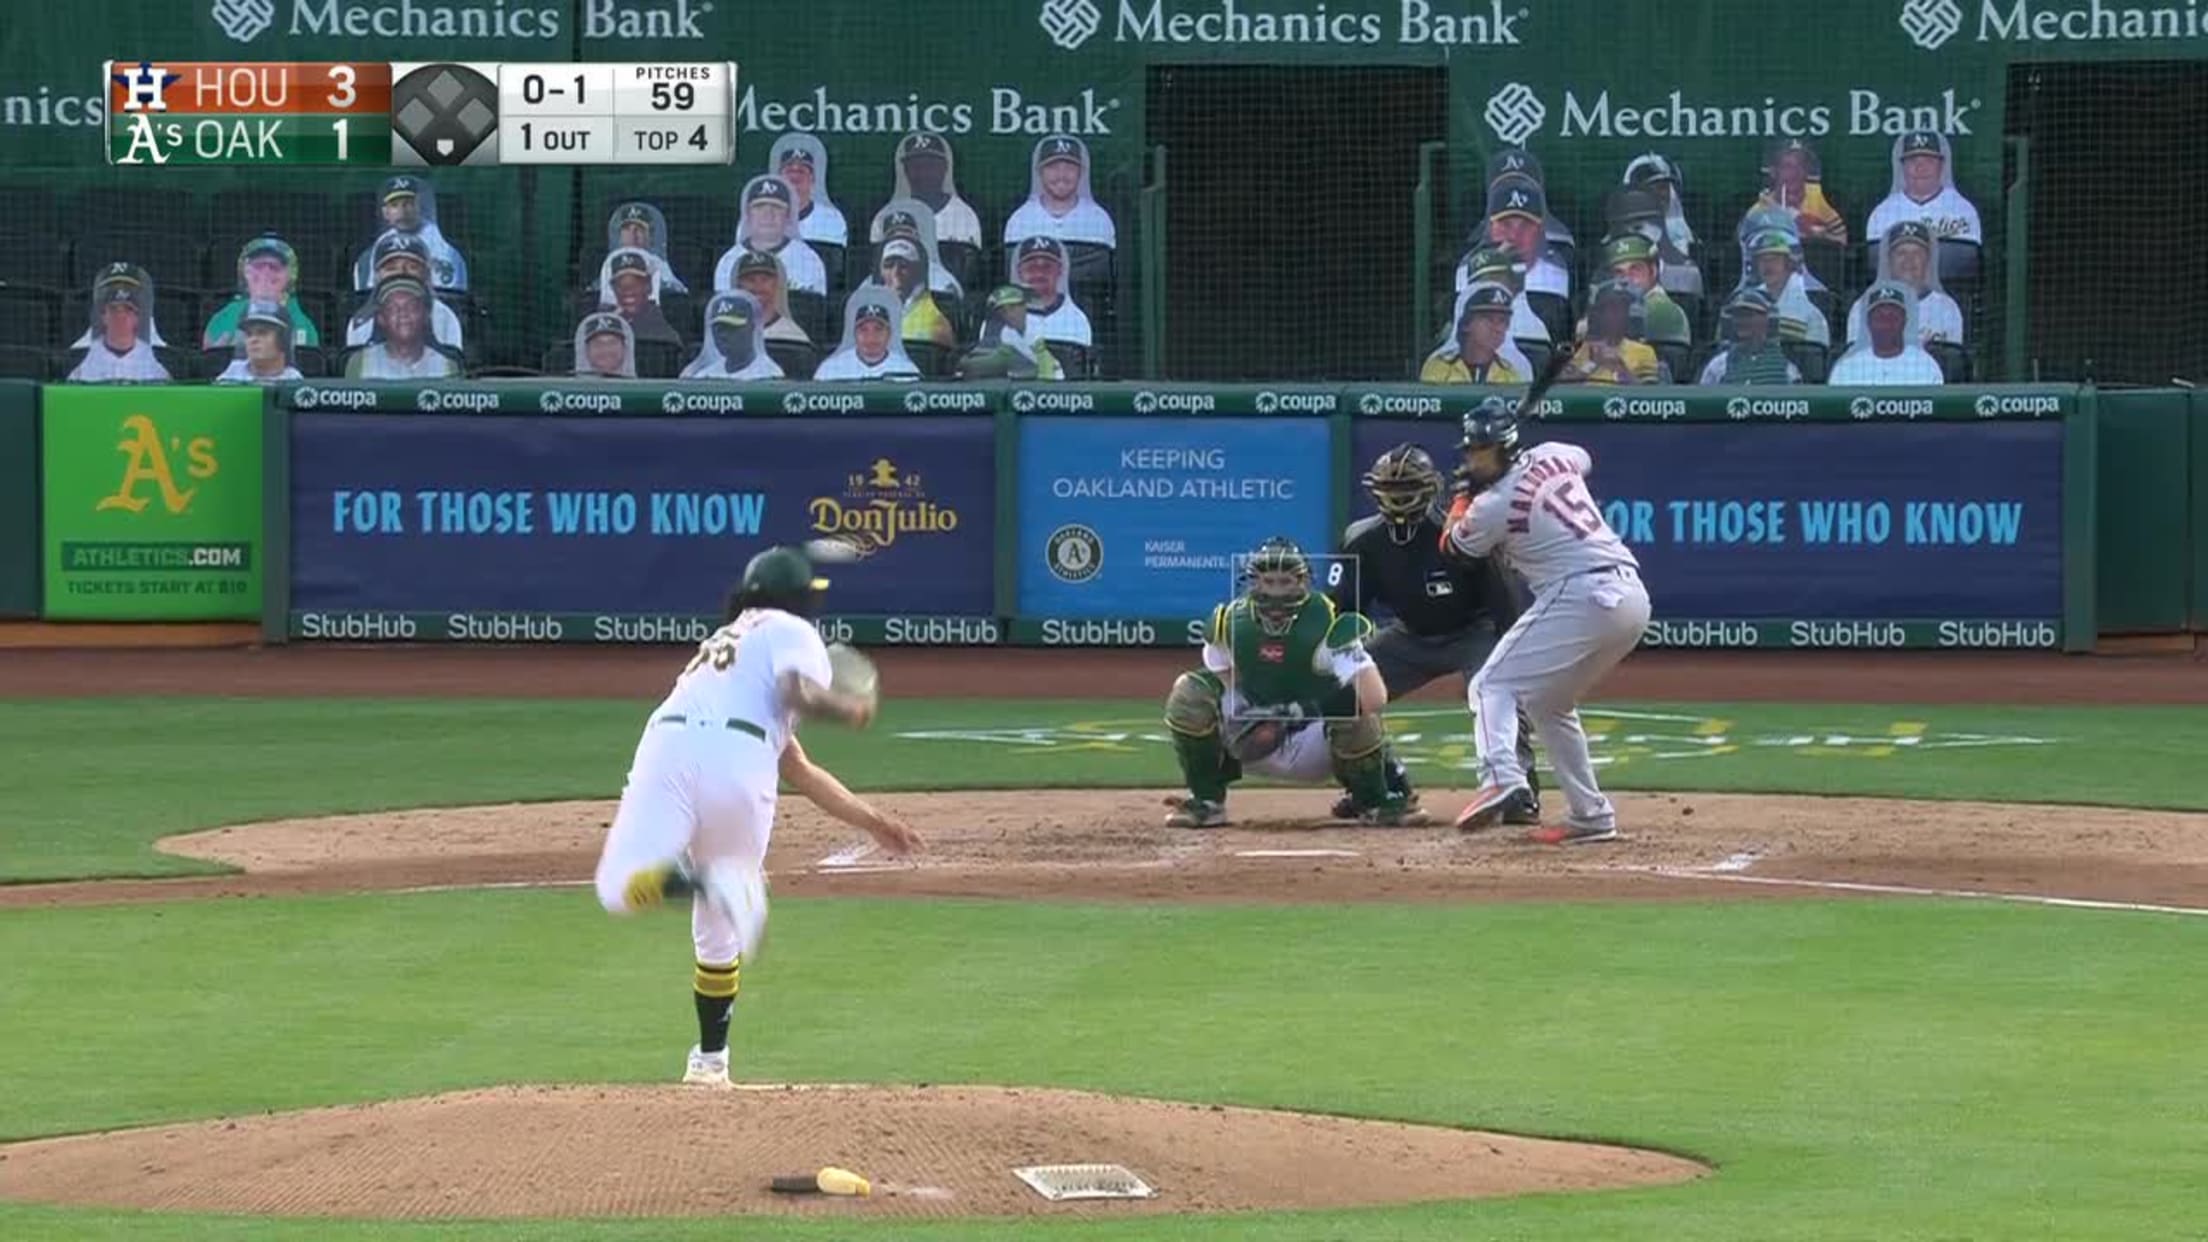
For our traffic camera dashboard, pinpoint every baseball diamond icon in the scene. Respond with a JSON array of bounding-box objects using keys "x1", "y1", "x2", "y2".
[
  {"x1": 1898, "y1": 0, "x2": 1963, "y2": 48},
  {"x1": 1484, "y1": 83, "x2": 1545, "y2": 146},
  {"x1": 391, "y1": 64, "x2": 500, "y2": 167},
  {"x1": 211, "y1": 0, "x2": 276, "y2": 42},
  {"x1": 1039, "y1": 0, "x2": 1102, "y2": 49}
]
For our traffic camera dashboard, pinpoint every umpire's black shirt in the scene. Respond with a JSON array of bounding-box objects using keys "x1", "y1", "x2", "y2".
[{"x1": 1330, "y1": 509, "x2": 1523, "y2": 637}]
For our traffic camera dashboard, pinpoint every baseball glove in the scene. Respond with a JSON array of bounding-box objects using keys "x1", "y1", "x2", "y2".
[
  {"x1": 825, "y1": 642, "x2": 880, "y2": 708},
  {"x1": 1224, "y1": 703, "x2": 1304, "y2": 762}
]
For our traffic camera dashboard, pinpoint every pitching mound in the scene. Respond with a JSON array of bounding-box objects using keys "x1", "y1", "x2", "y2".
[{"x1": 0, "y1": 1084, "x2": 1705, "y2": 1219}]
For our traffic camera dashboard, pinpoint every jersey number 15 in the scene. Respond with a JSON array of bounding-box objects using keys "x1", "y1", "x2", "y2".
[{"x1": 1540, "y1": 478, "x2": 1603, "y2": 540}]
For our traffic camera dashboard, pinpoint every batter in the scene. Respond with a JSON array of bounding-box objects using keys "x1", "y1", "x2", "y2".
[
  {"x1": 593, "y1": 546, "x2": 921, "y2": 1088},
  {"x1": 1442, "y1": 400, "x2": 1653, "y2": 843}
]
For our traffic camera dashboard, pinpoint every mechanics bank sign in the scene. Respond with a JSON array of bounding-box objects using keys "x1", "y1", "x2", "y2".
[
  {"x1": 1038, "y1": 0, "x2": 1528, "y2": 49},
  {"x1": 1900, "y1": 0, "x2": 2208, "y2": 48},
  {"x1": 210, "y1": 0, "x2": 717, "y2": 42}
]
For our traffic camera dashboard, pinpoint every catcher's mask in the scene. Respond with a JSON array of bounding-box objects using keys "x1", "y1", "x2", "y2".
[
  {"x1": 1240, "y1": 536, "x2": 1311, "y2": 636},
  {"x1": 1363, "y1": 443, "x2": 1442, "y2": 545}
]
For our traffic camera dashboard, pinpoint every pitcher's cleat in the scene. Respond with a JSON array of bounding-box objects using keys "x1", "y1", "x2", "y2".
[
  {"x1": 682, "y1": 1045, "x2": 732, "y2": 1089},
  {"x1": 1165, "y1": 797, "x2": 1229, "y2": 829}
]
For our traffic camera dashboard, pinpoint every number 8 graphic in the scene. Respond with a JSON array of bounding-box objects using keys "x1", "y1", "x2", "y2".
[{"x1": 1325, "y1": 561, "x2": 1344, "y2": 587}]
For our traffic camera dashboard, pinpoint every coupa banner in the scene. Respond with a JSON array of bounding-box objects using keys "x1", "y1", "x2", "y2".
[
  {"x1": 40, "y1": 386, "x2": 264, "y2": 620},
  {"x1": 289, "y1": 415, "x2": 994, "y2": 633},
  {"x1": 1350, "y1": 419, "x2": 2065, "y2": 647},
  {"x1": 1016, "y1": 415, "x2": 1331, "y2": 620}
]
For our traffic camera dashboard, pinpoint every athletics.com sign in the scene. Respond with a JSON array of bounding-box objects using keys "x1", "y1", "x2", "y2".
[{"x1": 1901, "y1": 0, "x2": 2208, "y2": 49}]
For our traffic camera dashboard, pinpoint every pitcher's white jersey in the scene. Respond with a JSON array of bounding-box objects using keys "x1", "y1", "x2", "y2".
[
  {"x1": 1448, "y1": 443, "x2": 1639, "y2": 592},
  {"x1": 655, "y1": 608, "x2": 830, "y2": 755}
]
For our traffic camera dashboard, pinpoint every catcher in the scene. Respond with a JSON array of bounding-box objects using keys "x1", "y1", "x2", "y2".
[
  {"x1": 1331, "y1": 444, "x2": 1540, "y2": 824},
  {"x1": 1162, "y1": 537, "x2": 1425, "y2": 828}
]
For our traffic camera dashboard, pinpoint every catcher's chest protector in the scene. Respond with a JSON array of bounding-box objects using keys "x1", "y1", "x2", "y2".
[{"x1": 1221, "y1": 597, "x2": 1335, "y2": 709}]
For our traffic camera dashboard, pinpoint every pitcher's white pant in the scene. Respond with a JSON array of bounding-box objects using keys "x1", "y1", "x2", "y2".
[
  {"x1": 594, "y1": 717, "x2": 779, "y2": 965},
  {"x1": 1469, "y1": 567, "x2": 1651, "y2": 828},
  {"x1": 1222, "y1": 686, "x2": 1334, "y2": 783}
]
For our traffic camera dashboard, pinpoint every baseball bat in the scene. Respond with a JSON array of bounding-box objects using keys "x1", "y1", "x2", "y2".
[{"x1": 1516, "y1": 334, "x2": 1579, "y2": 414}]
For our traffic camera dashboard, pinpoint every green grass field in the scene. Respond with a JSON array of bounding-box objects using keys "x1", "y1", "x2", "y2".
[{"x1": 3, "y1": 695, "x2": 2207, "y2": 1239}]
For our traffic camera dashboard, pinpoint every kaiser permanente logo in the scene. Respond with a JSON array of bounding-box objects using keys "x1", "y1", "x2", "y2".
[
  {"x1": 1041, "y1": 0, "x2": 1527, "y2": 49},
  {"x1": 1482, "y1": 81, "x2": 1982, "y2": 140},
  {"x1": 1901, "y1": 0, "x2": 2208, "y2": 47},
  {"x1": 212, "y1": 0, "x2": 715, "y2": 42}
]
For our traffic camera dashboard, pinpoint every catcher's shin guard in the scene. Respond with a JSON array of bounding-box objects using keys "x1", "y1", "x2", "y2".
[
  {"x1": 1326, "y1": 715, "x2": 1392, "y2": 808},
  {"x1": 1165, "y1": 670, "x2": 1234, "y2": 802}
]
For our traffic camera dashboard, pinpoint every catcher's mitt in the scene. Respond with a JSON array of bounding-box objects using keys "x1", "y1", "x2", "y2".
[
  {"x1": 1224, "y1": 703, "x2": 1304, "y2": 762},
  {"x1": 825, "y1": 642, "x2": 880, "y2": 707}
]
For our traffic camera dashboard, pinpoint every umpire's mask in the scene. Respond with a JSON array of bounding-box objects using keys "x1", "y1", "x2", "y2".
[{"x1": 1363, "y1": 444, "x2": 1442, "y2": 546}]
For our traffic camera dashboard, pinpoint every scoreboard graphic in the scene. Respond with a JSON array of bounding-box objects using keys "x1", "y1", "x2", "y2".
[{"x1": 104, "y1": 60, "x2": 736, "y2": 166}]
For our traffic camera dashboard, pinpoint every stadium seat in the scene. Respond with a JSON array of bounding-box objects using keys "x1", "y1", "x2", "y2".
[
  {"x1": 540, "y1": 341, "x2": 577, "y2": 375},
  {"x1": 1784, "y1": 341, "x2": 1830, "y2": 384},
  {"x1": 1652, "y1": 341, "x2": 1693, "y2": 386},
  {"x1": 469, "y1": 365, "x2": 543, "y2": 379},
  {"x1": 0, "y1": 344, "x2": 50, "y2": 379},
  {"x1": 1802, "y1": 239, "x2": 1848, "y2": 298},
  {"x1": 0, "y1": 232, "x2": 72, "y2": 296},
  {"x1": 766, "y1": 338, "x2": 819, "y2": 380},
  {"x1": 903, "y1": 339, "x2": 955, "y2": 379},
  {"x1": 1044, "y1": 339, "x2": 1095, "y2": 380},
  {"x1": 76, "y1": 186, "x2": 206, "y2": 241},
  {"x1": 209, "y1": 191, "x2": 323, "y2": 248},
  {"x1": 788, "y1": 290, "x2": 833, "y2": 346},
  {"x1": 1515, "y1": 339, "x2": 1553, "y2": 378},
  {"x1": 1525, "y1": 292, "x2": 1573, "y2": 343},
  {"x1": 666, "y1": 237, "x2": 718, "y2": 296},
  {"x1": 0, "y1": 284, "x2": 58, "y2": 348},
  {"x1": 633, "y1": 338, "x2": 682, "y2": 379},
  {"x1": 72, "y1": 229, "x2": 205, "y2": 295},
  {"x1": 1928, "y1": 339, "x2": 1972, "y2": 384},
  {"x1": 650, "y1": 194, "x2": 739, "y2": 258},
  {"x1": 295, "y1": 345, "x2": 329, "y2": 378},
  {"x1": 937, "y1": 240, "x2": 986, "y2": 294}
]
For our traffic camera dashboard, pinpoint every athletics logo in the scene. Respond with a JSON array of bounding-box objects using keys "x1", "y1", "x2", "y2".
[
  {"x1": 99, "y1": 414, "x2": 216, "y2": 516},
  {"x1": 1898, "y1": 0, "x2": 1963, "y2": 48},
  {"x1": 1484, "y1": 82, "x2": 1545, "y2": 145},
  {"x1": 1039, "y1": 0, "x2": 1102, "y2": 48},
  {"x1": 211, "y1": 0, "x2": 276, "y2": 42},
  {"x1": 1045, "y1": 523, "x2": 1104, "y2": 583}
]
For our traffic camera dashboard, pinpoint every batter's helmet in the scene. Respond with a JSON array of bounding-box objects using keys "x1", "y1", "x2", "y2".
[
  {"x1": 1459, "y1": 397, "x2": 1520, "y2": 454},
  {"x1": 728, "y1": 545, "x2": 828, "y2": 620}
]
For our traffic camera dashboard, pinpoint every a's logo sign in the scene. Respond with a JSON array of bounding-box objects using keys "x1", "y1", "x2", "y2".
[
  {"x1": 99, "y1": 414, "x2": 216, "y2": 516},
  {"x1": 211, "y1": 0, "x2": 276, "y2": 42},
  {"x1": 1045, "y1": 523, "x2": 1104, "y2": 583},
  {"x1": 1038, "y1": 0, "x2": 1102, "y2": 49},
  {"x1": 1898, "y1": 0, "x2": 1963, "y2": 48},
  {"x1": 1484, "y1": 82, "x2": 1546, "y2": 146}
]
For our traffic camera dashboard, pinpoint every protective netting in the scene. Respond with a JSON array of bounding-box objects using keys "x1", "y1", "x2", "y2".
[{"x1": 6, "y1": 60, "x2": 2204, "y2": 386}]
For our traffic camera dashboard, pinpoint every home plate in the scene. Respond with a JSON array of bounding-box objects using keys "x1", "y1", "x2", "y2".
[{"x1": 1234, "y1": 848, "x2": 1362, "y2": 859}]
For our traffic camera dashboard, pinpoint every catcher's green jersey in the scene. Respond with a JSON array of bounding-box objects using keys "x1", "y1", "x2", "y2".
[{"x1": 1207, "y1": 594, "x2": 1368, "y2": 711}]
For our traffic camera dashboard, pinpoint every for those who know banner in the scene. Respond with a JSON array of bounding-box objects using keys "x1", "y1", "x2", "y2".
[
  {"x1": 1351, "y1": 420, "x2": 2064, "y2": 624},
  {"x1": 290, "y1": 415, "x2": 994, "y2": 620},
  {"x1": 41, "y1": 386, "x2": 264, "y2": 620},
  {"x1": 1017, "y1": 417, "x2": 1331, "y2": 620}
]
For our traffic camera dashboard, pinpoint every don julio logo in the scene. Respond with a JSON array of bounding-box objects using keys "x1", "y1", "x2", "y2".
[
  {"x1": 1039, "y1": 0, "x2": 1104, "y2": 47},
  {"x1": 1899, "y1": 0, "x2": 1965, "y2": 46},
  {"x1": 99, "y1": 414, "x2": 217, "y2": 516},
  {"x1": 1485, "y1": 82, "x2": 1545, "y2": 145},
  {"x1": 808, "y1": 456, "x2": 960, "y2": 557}
]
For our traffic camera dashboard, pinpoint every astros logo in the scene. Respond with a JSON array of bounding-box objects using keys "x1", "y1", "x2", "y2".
[{"x1": 99, "y1": 414, "x2": 217, "y2": 516}]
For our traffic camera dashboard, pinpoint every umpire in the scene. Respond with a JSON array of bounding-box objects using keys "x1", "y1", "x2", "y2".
[{"x1": 1330, "y1": 443, "x2": 1539, "y2": 822}]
